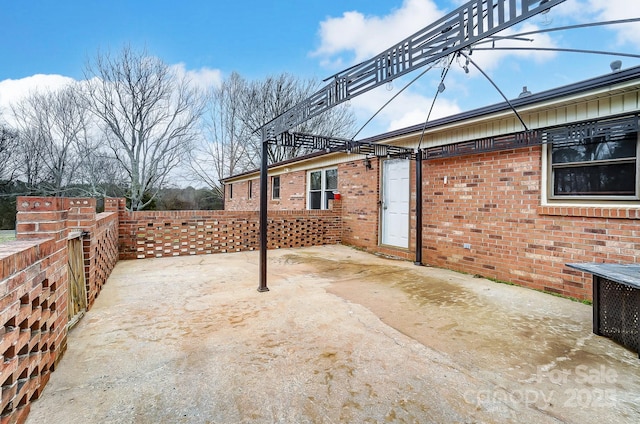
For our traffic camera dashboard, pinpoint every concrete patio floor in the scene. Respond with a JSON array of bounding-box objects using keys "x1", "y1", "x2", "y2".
[{"x1": 26, "y1": 245, "x2": 640, "y2": 423}]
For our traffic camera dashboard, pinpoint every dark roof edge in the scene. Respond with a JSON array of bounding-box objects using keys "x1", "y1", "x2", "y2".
[
  {"x1": 222, "y1": 65, "x2": 640, "y2": 182},
  {"x1": 359, "y1": 65, "x2": 640, "y2": 144},
  {"x1": 220, "y1": 151, "x2": 327, "y2": 183}
]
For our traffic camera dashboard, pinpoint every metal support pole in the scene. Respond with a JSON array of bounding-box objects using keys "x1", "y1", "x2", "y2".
[
  {"x1": 414, "y1": 152, "x2": 423, "y2": 266},
  {"x1": 258, "y1": 130, "x2": 269, "y2": 292}
]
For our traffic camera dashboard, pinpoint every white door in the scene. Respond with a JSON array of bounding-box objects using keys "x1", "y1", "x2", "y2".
[{"x1": 381, "y1": 158, "x2": 410, "y2": 248}]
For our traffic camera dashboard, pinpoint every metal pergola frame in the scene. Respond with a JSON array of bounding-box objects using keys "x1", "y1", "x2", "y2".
[
  {"x1": 257, "y1": 131, "x2": 418, "y2": 292},
  {"x1": 257, "y1": 0, "x2": 569, "y2": 292}
]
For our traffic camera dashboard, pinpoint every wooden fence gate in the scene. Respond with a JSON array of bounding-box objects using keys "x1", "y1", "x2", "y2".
[{"x1": 67, "y1": 236, "x2": 87, "y2": 328}]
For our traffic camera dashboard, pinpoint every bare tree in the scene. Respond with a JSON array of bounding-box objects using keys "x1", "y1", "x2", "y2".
[
  {"x1": 191, "y1": 73, "x2": 357, "y2": 190},
  {"x1": 16, "y1": 126, "x2": 47, "y2": 192},
  {"x1": 74, "y1": 132, "x2": 127, "y2": 197},
  {"x1": 10, "y1": 84, "x2": 90, "y2": 195},
  {"x1": 241, "y1": 73, "x2": 356, "y2": 165},
  {"x1": 0, "y1": 123, "x2": 19, "y2": 185},
  {"x1": 190, "y1": 72, "x2": 255, "y2": 196},
  {"x1": 84, "y1": 46, "x2": 204, "y2": 210}
]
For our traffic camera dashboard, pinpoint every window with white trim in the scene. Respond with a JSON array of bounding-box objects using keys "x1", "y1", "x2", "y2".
[
  {"x1": 307, "y1": 168, "x2": 337, "y2": 210},
  {"x1": 547, "y1": 116, "x2": 639, "y2": 201},
  {"x1": 272, "y1": 176, "x2": 280, "y2": 200}
]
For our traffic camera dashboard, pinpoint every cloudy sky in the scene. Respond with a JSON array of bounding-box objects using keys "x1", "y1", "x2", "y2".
[{"x1": 1, "y1": 0, "x2": 639, "y2": 137}]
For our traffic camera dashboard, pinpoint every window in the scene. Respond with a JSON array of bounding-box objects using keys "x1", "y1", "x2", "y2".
[
  {"x1": 272, "y1": 176, "x2": 280, "y2": 199},
  {"x1": 229, "y1": 183, "x2": 233, "y2": 199},
  {"x1": 248, "y1": 180, "x2": 253, "y2": 199},
  {"x1": 547, "y1": 117, "x2": 639, "y2": 200},
  {"x1": 308, "y1": 168, "x2": 338, "y2": 209}
]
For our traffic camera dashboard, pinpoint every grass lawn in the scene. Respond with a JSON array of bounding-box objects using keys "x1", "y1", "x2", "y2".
[{"x1": 0, "y1": 230, "x2": 16, "y2": 243}]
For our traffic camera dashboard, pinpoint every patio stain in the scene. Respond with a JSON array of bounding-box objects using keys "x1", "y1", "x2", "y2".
[
  {"x1": 252, "y1": 250, "x2": 637, "y2": 393},
  {"x1": 286, "y1": 249, "x2": 640, "y2": 417},
  {"x1": 391, "y1": 274, "x2": 479, "y2": 307},
  {"x1": 282, "y1": 252, "x2": 480, "y2": 308}
]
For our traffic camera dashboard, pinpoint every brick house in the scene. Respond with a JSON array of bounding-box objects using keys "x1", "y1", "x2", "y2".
[{"x1": 222, "y1": 66, "x2": 640, "y2": 300}]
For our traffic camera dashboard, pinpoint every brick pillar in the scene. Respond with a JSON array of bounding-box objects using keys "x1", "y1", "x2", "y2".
[
  {"x1": 104, "y1": 198, "x2": 128, "y2": 260},
  {"x1": 103, "y1": 197, "x2": 125, "y2": 213},
  {"x1": 328, "y1": 198, "x2": 344, "y2": 244},
  {"x1": 68, "y1": 198, "x2": 96, "y2": 232},
  {"x1": 15, "y1": 197, "x2": 69, "y2": 242},
  {"x1": 15, "y1": 197, "x2": 70, "y2": 373}
]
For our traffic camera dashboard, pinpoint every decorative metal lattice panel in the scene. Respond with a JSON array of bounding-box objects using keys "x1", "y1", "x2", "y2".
[
  {"x1": 423, "y1": 129, "x2": 542, "y2": 160},
  {"x1": 544, "y1": 115, "x2": 639, "y2": 147},
  {"x1": 598, "y1": 277, "x2": 640, "y2": 354},
  {"x1": 262, "y1": 0, "x2": 568, "y2": 140}
]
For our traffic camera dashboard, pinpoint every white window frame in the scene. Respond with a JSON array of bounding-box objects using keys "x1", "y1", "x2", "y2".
[{"x1": 307, "y1": 167, "x2": 338, "y2": 210}]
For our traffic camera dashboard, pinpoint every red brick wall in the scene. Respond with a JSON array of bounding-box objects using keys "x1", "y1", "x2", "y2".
[
  {"x1": 332, "y1": 158, "x2": 416, "y2": 260},
  {"x1": 225, "y1": 172, "x2": 307, "y2": 211},
  {"x1": 0, "y1": 239, "x2": 63, "y2": 424},
  {"x1": 0, "y1": 197, "x2": 120, "y2": 424},
  {"x1": 221, "y1": 149, "x2": 640, "y2": 300},
  {"x1": 339, "y1": 159, "x2": 381, "y2": 250},
  {"x1": 117, "y1": 203, "x2": 342, "y2": 260},
  {"x1": 223, "y1": 159, "x2": 417, "y2": 260},
  {"x1": 421, "y1": 146, "x2": 640, "y2": 300},
  {"x1": 1, "y1": 197, "x2": 74, "y2": 423},
  {"x1": 224, "y1": 179, "x2": 259, "y2": 211}
]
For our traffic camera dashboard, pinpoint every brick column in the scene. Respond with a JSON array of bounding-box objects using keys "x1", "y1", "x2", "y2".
[
  {"x1": 16, "y1": 197, "x2": 69, "y2": 243},
  {"x1": 104, "y1": 197, "x2": 125, "y2": 213},
  {"x1": 328, "y1": 198, "x2": 344, "y2": 244},
  {"x1": 15, "y1": 197, "x2": 70, "y2": 371},
  {"x1": 106, "y1": 198, "x2": 129, "y2": 260}
]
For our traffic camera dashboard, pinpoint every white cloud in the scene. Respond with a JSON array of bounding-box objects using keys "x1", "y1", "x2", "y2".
[
  {"x1": 312, "y1": 0, "x2": 564, "y2": 70},
  {"x1": 0, "y1": 64, "x2": 223, "y2": 123},
  {"x1": 547, "y1": 0, "x2": 640, "y2": 45},
  {"x1": 386, "y1": 96, "x2": 461, "y2": 131},
  {"x1": 468, "y1": 22, "x2": 559, "y2": 73},
  {"x1": 349, "y1": 83, "x2": 462, "y2": 137},
  {"x1": 170, "y1": 63, "x2": 223, "y2": 91},
  {"x1": 311, "y1": 0, "x2": 445, "y2": 66},
  {"x1": 0, "y1": 74, "x2": 74, "y2": 117},
  {"x1": 584, "y1": 0, "x2": 640, "y2": 45}
]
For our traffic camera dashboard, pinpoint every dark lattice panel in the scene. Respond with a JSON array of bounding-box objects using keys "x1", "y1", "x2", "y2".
[{"x1": 599, "y1": 277, "x2": 640, "y2": 354}]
